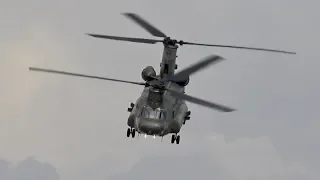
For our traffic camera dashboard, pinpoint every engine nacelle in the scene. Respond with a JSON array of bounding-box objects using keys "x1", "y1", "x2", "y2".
[
  {"x1": 141, "y1": 66, "x2": 156, "y2": 81},
  {"x1": 176, "y1": 76, "x2": 190, "y2": 86}
]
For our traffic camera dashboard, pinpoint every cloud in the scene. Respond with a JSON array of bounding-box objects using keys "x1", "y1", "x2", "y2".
[
  {"x1": 0, "y1": 157, "x2": 59, "y2": 180},
  {"x1": 108, "y1": 134, "x2": 317, "y2": 180},
  {"x1": 1, "y1": 0, "x2": 319, "y2": 179}
]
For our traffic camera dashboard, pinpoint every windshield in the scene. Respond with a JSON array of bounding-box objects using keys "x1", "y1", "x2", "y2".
[{"x1": 141, "y1": 106, "x2": 166, "y2": 120}]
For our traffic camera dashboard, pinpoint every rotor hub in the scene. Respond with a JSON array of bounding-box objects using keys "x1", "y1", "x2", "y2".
[{"x1": 163, "y1": 37, "x2": 183, "y2": 46}]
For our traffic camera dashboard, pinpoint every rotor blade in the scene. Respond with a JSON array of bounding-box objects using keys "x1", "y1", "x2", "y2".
[
  {"x1": 122, "y1": 13, "x2": 167, "y2": 38},
  {"x1": 168, "y1": 54, "x2": 224, "y2": 81},
  {"x1": 87, "y1": 33, "x2": 163, "y2": 44},
  {"x1": 168, "y1": 89, "x2": 235, "y2": 112},
  {"x1": 29, "y1": 67, "x2": 146, "y2": 86},
  {"x1": 181, "y1": 41, "x2": 296, "y2": 54}
]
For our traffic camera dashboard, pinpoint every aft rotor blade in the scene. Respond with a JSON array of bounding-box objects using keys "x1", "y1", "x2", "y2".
[
  {"x1": 181, "y1": 41, "x2": 296, "y2": 54},
  {"x1": 87, "y1": 33, "x2": 163, "y2": 44},
  {"x1": 29, "y1": 67, "x2": 146, "y2": 86},
  {"x1": 122, "y1": 13, "x2": 167, "y2": 38},
  {"x1": 168, "y1": 54, "x2": 224, "y2": 81},
  {"x1": 168, "y1": 90, "x2": 235, "y2": 112}
]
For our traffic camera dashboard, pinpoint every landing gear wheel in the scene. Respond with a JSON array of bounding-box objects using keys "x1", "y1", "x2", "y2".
[
  {"x1": 126, "y1": 128, "x2": 131, "y2": 137},
  {"x1": 171, "y1": 134, "x2": 175, "y2": 144},
  {"x1": 170, "y1": 134, "x2": 180, "y2": 144},
  {"x1": 132, "y1": 129, "x2": 136, "y2": 138},
  {"x1": 127, "y1": 128, "x2": 136, "y2": 138},
  {"x1": 175, "y1": 135, "x2": 180, "y2": 144}
]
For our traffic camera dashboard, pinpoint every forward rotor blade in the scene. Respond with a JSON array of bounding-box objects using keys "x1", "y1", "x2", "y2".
[
  {"x1": 122, "y1": 13, "x2": 167, "y2": 38},
  {"x1": 29, "y1": 67, "x2": 146, "y2": 86},
  {"x1": 168, "y1": 90, "x2": 235, "y2": 112},
  {"x1": 168, "y1": 54, "x2": 224, "y2": 81},
  {"x1": 87, "y1": 33, "x2": 162, "y2": 44},
  {"x1": 182, "y1": 41, "x2": 296, "y2": 54}
]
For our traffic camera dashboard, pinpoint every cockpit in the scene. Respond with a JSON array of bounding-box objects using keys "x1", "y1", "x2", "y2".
[{"x1": 140, "y1": 106, "x2": 166, "y2": 120}]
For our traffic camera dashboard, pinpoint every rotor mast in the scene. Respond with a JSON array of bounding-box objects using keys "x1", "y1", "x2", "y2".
[{"x1": 160, "y1": 39, "x2": 179, "y2": 78}]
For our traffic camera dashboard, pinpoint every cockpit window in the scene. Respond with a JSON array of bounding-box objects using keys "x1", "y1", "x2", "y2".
[{"x1": 141, "y1": 106, "x2": 166, "y2": 120}]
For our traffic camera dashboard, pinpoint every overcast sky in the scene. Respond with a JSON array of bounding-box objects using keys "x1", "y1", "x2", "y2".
[{"x1": 1, "y1": 0, "x2": 319, "y2": 180}]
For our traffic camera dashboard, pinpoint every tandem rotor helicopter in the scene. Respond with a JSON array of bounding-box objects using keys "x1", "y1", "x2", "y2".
[{"x1": 29, "y1": 13, "x2": 296, "y2": 144}]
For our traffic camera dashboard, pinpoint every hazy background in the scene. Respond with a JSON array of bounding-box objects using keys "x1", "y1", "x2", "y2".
[{"x1": 0, "y1": 0, "x2": 319, "y2": 179}]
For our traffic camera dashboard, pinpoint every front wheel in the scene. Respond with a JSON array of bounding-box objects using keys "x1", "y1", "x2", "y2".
[
  {"x1": 171, "y1": 134, "x2": 175, "y2": 144},
  {"x1": 126, "y1": 128, "x2": 131, "y2": 137},
  {"x1": 132, "y1": 129, "x2": 136, "y2": 138},
  {"x1": 170, "y1": 134, "x2": 180, "y2": 144},
  {"x1": 175, "y1": 135, "x2": 180, "y2": 144}
]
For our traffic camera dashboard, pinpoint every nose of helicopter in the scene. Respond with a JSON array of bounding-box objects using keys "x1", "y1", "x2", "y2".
[{"x1": 138, "y1": 118, "x2": 165, "y2": 135}]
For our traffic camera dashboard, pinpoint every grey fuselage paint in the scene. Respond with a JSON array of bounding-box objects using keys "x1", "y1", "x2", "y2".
[{"x1": 127, "y1": 44, "x2": 189, "y2": 136}]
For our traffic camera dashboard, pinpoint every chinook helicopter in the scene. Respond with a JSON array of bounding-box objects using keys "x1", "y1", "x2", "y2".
[{"x1": 29, "y1": 13, "x2": 295, "y2": 144}]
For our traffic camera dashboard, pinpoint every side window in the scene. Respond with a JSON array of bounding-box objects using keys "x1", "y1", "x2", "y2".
[
  {"x1": 160, "y1": 111, "x2": 166, "y2": 119},
  {"x1": 140, "y1": 106, "x2": 144, "y2": 116},
  {"x1": 140, "y1": 108, "x2": 143, "y2": 116},
  {"x1": 141, "y1": 107, "x2": 149, "y2": 117}
]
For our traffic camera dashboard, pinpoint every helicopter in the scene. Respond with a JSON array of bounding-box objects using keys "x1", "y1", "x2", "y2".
[{"x1": 29, "y1": 13, "x2": 296, "y2": 144}]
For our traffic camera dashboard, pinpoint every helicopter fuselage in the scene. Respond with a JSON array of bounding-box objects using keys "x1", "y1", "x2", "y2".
[
  {"x1": 127, "y1": 83, "x2": 189, "y2": 137},
  {"x1": 27, "y1": 12, "x2": 294, "y2": 145}
]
